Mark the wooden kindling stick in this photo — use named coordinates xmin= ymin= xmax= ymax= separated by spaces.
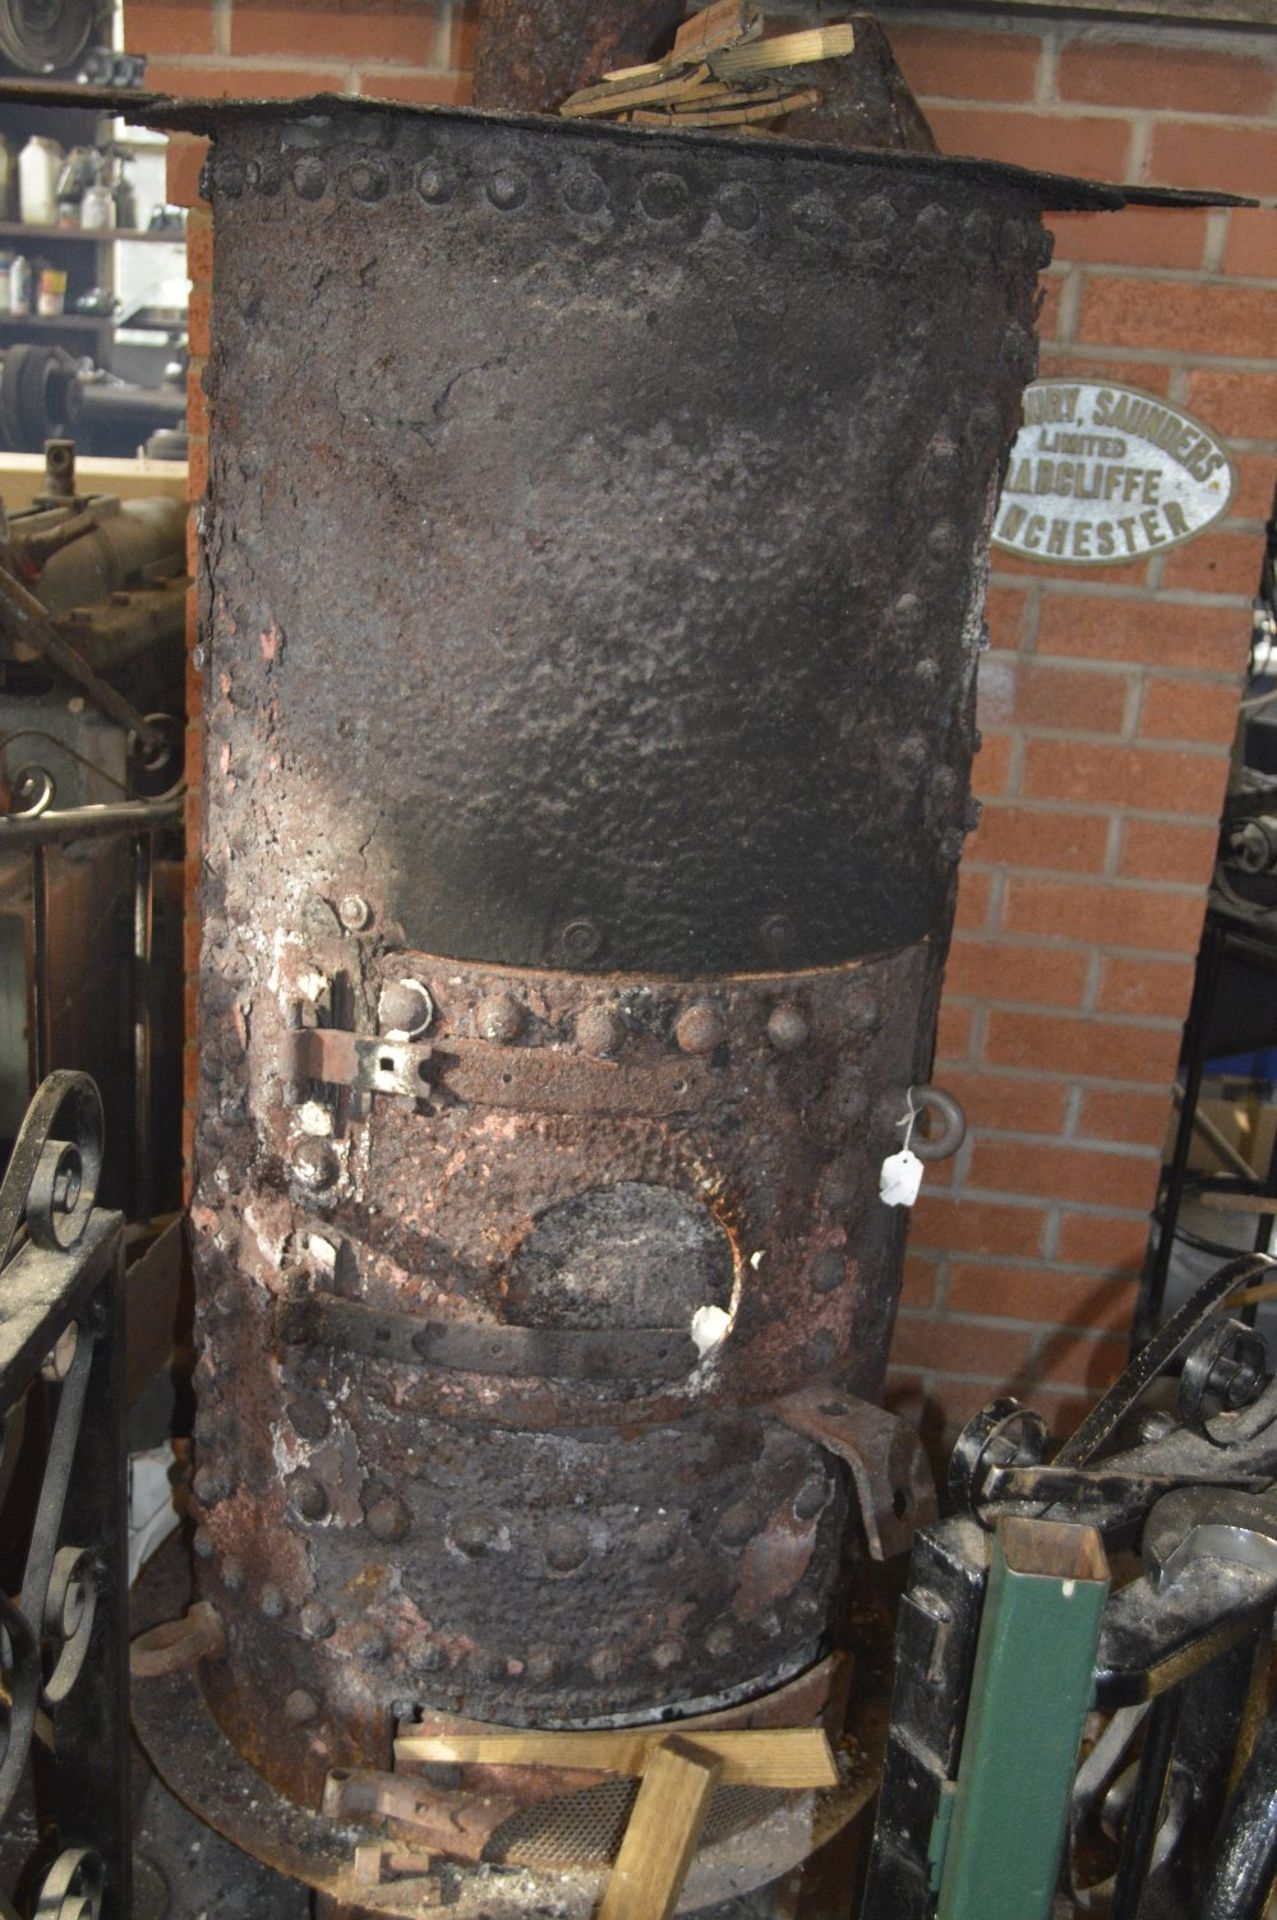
xmin=597 ymin=1736 xmax=722 ymax=1920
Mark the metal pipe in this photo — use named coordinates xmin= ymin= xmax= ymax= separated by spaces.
xmin=29 ymin=843 xmax=49 ymax=1084
xmin=0 ymin=797 xmax=182 ymax=848
xmin=1201 ymin=1709 xmax=1277 ymax=1920
xmin=1110 ymin=1689 xmax=1183 ymax=1920
xmin=131 ymin=832 xmax=154 ymax=1227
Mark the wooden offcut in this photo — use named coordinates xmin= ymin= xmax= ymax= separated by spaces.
xmin=596 ymin=1737 xmax=722 ymax=1920
xmin=558 ymin=2 xmax=855 ymax=130
xmin=394 ymin=1724 xmax=840 ymax=1788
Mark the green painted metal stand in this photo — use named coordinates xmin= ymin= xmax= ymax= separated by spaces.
xmin=931 ymin=1516 xmax=1111 ymax=1920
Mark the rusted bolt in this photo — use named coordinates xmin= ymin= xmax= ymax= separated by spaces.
xmin=588 ymin=1645 xmax=622 ymax=1681
xmin=416 ymin=157 xmax=452 ymax=203
xmin=562 ymin=169 xmax=605 ymax=215
xmin=676 ymin=1003 xmax=724 ymax=1055
xmin=767 ymin=1005 xmax=809 ymax=1052
xmin=292 ymin=156 xmax=327 ymax=201
xmin=760 ymin=914 xmax=795 ymax=962
xmin=793 ymin=1475 xmax=829 ymax=1521
xmin=475 ymin=992 xmax=525 ymax=1043
xmin=366 ymin=1496 xmax=409 ymax=1542
xmin=193 ymin=1465 xmax=231 ymax=1506
xmin=221 ymin=1557 xmax=245 ymax=1592
xmin=845 ymin=988 xmax=879 ymax=1034
xmin=543 ymin=1520 xmax=589 ymax=1574
xmin=416 ymin=1643 xmax=446 ymax=1673
xmin=526 ymin=1646 xmax=556 ymax=1684
xmin=352 ymin=1624 xmax=388 ymax=1662
xmin=451 ymin=1511 xmax=499 ymax=1557
xmin=289 ymin=1477 xmax=330 ymax=1523
xmin=291 ymin=1137 xmax=339 ymax=1191
xmin=560 ymin=918 xmax=601 ymax=963
xmin=487 ymin=164 xmax=528 ymax=210
xmin=651 ymin=1639 xmax=685 ymax=1672
xmin=717 ymin=182 xmax=758 ymax=230
xmin=259 ymin=1585 xmax=286 ymax=1620
xmin=286 ymin=1396 xmax=332 ymax=1443
xmin=192 ymin=1525 xmax=215 ymax=1561
xmin=705 ymin=1622 xmax=735 ymax=1657
xmin=718 ymin=1501 xmax=758 ymax=1547
xmin=378 ymin=978 xmax=433 ymax=1037
xmin=284 ymin=1688 xmax=318 ymax=1726
xmin=300 ymin=1600 xmax=336 ymax=1641
xmin=634 ymin=1516 xmax=679 ymax=1563
xmin=803 ymin=1329 xmax=837 ymax=1374
xmin=810 ymin=1248 xmax=845 ymax=1295
xmin=577 ymin=1004 xmax=624 ymax=1058
xmin=338 ymin=893 xmax=372 ymax=932
xmin=349 ymin=158 xmax=389 ymax=203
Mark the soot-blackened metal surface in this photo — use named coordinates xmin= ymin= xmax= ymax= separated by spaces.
xmin=190 ymin=97 xmax=1057 ymax=1846
xmin=200 ymin=103 xmax=1047 ymax=977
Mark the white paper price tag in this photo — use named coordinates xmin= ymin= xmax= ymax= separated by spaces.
xmin=879 ymin=1147 xmax=925 ymax=1208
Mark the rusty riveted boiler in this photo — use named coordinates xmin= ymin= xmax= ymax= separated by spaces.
xmin=128 ymin=87 xmax=1165 ymax=1917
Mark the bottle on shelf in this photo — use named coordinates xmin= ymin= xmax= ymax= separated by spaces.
xmin=0 ymin=140 xmax=17 ymax=223
xmin=80 ymin=171 xmax=115 ymax=232
xmin=0 ymin=253 xmax=14 ymax=315
xmin=19 ymin=136 xmax=62 ymax=227
xmin=56 ymin=147 xmax=98 ymax=229
xmin=9 ymin=254 xmax=32 ymax=317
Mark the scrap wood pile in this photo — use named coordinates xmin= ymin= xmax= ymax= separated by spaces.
xmin=559 ymin=0 xmax=857 ymax=133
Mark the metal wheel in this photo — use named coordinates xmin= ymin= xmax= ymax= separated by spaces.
xmin=0 ymin=0 xmax=97 ymax=75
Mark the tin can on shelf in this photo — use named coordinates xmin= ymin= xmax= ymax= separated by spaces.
xmin=37 ymin=268 xmax=66 ymax=317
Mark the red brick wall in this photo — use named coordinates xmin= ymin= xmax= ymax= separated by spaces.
xmin=144 ymin=1 xmax=1276 ymax=1447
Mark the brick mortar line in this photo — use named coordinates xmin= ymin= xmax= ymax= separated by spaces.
xmin=989 ymin=575 xmax=1255 ymax=605
xmin=1057 ymin=262 xmax=1277 ymax=290
xmin=896 ymin=1305 xmax=1129 ymax=1338
xmin=958 ymin=1120 xmax=1164 ymax=1152
xmin=884 ymin=2 xmax=1277 ymax=50
xmin=929 ymin=1061 xmax=1183 ymax=1092
xmin=916 ymin=89 xmax=1277 ymax=131
xmin=978 ymin=721 xmax=1234 ymax=748
xmin=1039 ymin=344 xmax=1277 ymax=373
xmin=944 ymin=991 xmax=1189 ymax=1023
xmin=967 ymin=799 xmax=1232 ymax=821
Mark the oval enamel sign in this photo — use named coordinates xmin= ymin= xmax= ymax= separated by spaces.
xmin=991 ymin=378 xmax=1236 ymax=569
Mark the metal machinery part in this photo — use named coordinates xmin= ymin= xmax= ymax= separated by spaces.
xmin=0 ymin=0 xmax=108 ymax=77
xmin=0 ymin=436 xmax=187 ymax=1217
xmin=865 ymin=1252 xmax=1277 ymax=1920
xmin=117 ymin=88 xmax=1215 ymax=1917
xmin=0 ymin=1072 xmax=128 ymax=1919
xmin=0 ymin=347 xmax=186 ymax=462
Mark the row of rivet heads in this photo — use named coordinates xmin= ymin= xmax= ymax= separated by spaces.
xmin=328 ymin=895 xmax=880 ymax=1060
xmin=205 ymin=145 xmax=1052 ymax=261
xmin=194 ymin=1513 xmax=824 ymax=1688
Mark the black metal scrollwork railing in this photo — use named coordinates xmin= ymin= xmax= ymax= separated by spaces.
xmin=0 ymin=1073 xmax=128 ymax=1920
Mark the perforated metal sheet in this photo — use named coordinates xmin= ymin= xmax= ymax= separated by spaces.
xmin=485 ymin=1779 xmax=787 ymax=1867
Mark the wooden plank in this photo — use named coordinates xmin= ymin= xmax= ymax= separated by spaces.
xmin=672 ymin=0 xmax=762 ymax=61
xmin=0 ymin=452 xmax=188 ymax=511
xmin=637 ymin=88 xmax=821 ymax=128
xmin=597 ymin=1737 xmax=722 ymax=1920
xmin=712 ymin=24 xmax=855 ymax=78
xmin=394 ymin=1724 xmax=839 ymax=1788
xmin=560 ymin=61 xmax=711 ymax=116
